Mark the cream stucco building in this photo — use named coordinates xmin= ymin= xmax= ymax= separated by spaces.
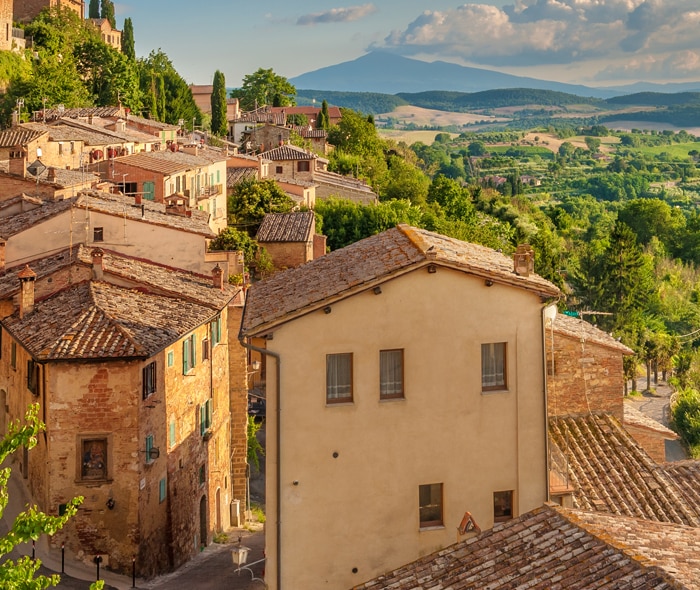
xmin=239 ymin=226 xmax=561 ymax=589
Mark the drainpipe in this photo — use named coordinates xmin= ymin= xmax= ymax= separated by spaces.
xmin=239 ymin=335 xmax=281 ymax=590
xmin=541 ymin=298 xmax=560 ymax=503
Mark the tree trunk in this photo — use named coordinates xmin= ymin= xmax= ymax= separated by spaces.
xmin=646 ymin=361 xmax=651 ymax=391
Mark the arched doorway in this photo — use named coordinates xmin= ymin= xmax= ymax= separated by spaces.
xmin=199 ymin=495 xmax=208 ymax=549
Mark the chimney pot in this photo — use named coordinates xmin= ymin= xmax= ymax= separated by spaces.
xmin=18 ymin=264 xmax=37 ymax=318
xmin=212 ymin=264 xmax=224 ymax=290
xmin=91 ymin=247 xmax=104 ymax=280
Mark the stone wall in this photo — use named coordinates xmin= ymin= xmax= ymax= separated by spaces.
xmin=547 ymin=332 xmax=625 ymax=420
xmin=624 ymin=424 xmax=668 ymax=463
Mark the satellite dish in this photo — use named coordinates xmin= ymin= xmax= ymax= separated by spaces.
xmin=26 ymin=159 xmax=47 ymax=177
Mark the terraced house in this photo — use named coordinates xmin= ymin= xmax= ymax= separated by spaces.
xmin=240 ymin=226 xmax=561 ymax=589
xmin=0 ymin=246 xmax=243 ymax=577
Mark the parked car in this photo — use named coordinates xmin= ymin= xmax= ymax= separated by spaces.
xmin=248 ymin=395 xmax=266 ymax=418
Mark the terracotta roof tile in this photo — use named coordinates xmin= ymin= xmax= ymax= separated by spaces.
xmin=113 ymin=149 xmax=225 ymax=175
xmin=259 ymin=144 xmax=317 ymax=161
xmin=624 ymin=402 xmax=679 ymax=438
xmin=0 ymin=197 xmax=76 ymax=239
xmin=662 ymin=461 xmax=700 ymax=521
xmin=256 ymin=211 xmax=314 ymax=243
xmin=227 ymin=167 xmax=258 ymax=188
xmin=355 ymin=505 xmax=688 ymax=589
xmin=549 ymin=414 xmax=700 ymax=526
xmin=241 ymin=225 xmax=560 ymax=335
xmin=0 ymin=127 xmax=45 ymax=147
xmin=551 ymin=314 xmax=634 ymax=354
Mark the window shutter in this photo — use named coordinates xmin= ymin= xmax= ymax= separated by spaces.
xmin=183 ymin=338 xmax=190 ymax=373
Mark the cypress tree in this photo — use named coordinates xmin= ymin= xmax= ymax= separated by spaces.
xmin=211 ymin=70 xmax=228 ymax=137
xmin=88 ymin=0 xmax=100 ymax=19
xmin=316 ymin=99 xmax=330 ymax=130
xmin=121 ymin=17 xmax=135 ymax=61
xmin=101 ymin=0 xmax=116 ymax=28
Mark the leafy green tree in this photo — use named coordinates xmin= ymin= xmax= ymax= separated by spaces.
xmin=382 ymin=155 xmax=430 ymax=204
xmin=618 ymin=198 xmax=684 ymax=249
xmin=210 ymin=70 xmax=227 ymax=136
xmin=100 ymin=0 xmax=116 ymax=28
xmin=467 ymin=141 xmax=487 ymax=157
xmin=75 ymin=38 xmax=140 ymax=107
xmin=138 ymin=50 xmax=201 ymax=125
xmin=88 ymin=0 xmax=100 ymax=19
xmin=228 ymin=179 xmax=295 ymax=232
xmin=232 ymin=68 xmax=296 ymax=111
xmin=0 ymin=405 xmax=103 ymax=589
xmin=671 ymin=387 xmax=700 ymax=457
xmin=585 ymin=136 xmax=601 ymax=153
xmin=209 ymin=227 xmax=274 ymax=276
xmin=427 ymin=175 xmax=475 ymax=221
xmin=121 ymin=18 xmax=135 ymax=61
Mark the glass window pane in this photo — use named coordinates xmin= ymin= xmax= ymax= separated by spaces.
xmin=380 ymin=349 xmax=404 ymax=398
xmin=326 ymin=353 xmax=353 ymax=402
xmin=482 ymin=343 xmax=506 ymax=390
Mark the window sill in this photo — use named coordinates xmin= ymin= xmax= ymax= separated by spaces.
xmin=379 ymin=396 xmax=405 ymax=403
xmin=481 ymin=388 xmax=509 ymax=395
xmin=325 ymin=400 xmax=354 ymax=407
xmin=419 ymin=525 xmax=445 ymax=532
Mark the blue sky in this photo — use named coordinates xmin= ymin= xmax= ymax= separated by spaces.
xmin=116 ymin=0 xmax=700 ymax=88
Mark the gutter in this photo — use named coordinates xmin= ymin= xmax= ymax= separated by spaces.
xmin=541 ymin=297 xmax=560 ymax=503
xmin=239 ymin=334 xmax=281 ymax=590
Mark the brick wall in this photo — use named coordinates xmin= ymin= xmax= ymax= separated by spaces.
xmin=261 ymin=241 xmax=310 ymax=270
xmin=13 ymin=0 xmax=83 ymax=23
xmin=0 ymin=0 xmax=12 ymax=52
xmin=547 ymin=332 xmax=625 ymax=420
xmin=623 ymin=424 xmax=668 ymax=463
xmin=227 ymin=304 xmax=249 ymax=507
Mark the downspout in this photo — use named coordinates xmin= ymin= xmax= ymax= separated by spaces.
xmin=239 ymin=335 xmax=281 ymax=590
xmin=541 ymin=298 xmax=560 ymax=503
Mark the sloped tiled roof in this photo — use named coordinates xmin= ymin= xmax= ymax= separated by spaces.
xmin=3 ymin=281 xmax=215 ymax=360
xmin=662 ymin=461 xmax=700 ymax=519
xmin=113 ymin=149 xmax=226 ymax=175
xmin=259 ymin=144 xmax=317 ymax=161
xmin=256 ymin=211 xmax=314 ymax=243
xmin=551 ymin=313 xmax=634 ymax=354
xmin=39 ymin=106 xmax=123 ymax=121
xmin=0 ymin=245 xmax=236 ymax=309
xmin=624 ymin=401 xmax=678 ymax=438
xmin=0 ymin=127 xmax=45 ymax=147
xmin=549 ymin=414 xmax=700 ymax=526
xmin=0 ymin=191 xmax=214 ymax=240
xmin=313 ymin=169 xmax=376 ymax=195
xmin=241 ymin=225 xmax=560 ymax=335
xmin=227 ymin=167 xmax=258 ymax=187
xmin=356 ymin=504 xmax=694 ymax=590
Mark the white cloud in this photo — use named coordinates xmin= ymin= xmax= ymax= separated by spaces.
xmin=297 ymin=4 xmax=376 ymax=26
xmin=375 ymin=0 xmax=700 ymax=78
xmin=594 ymin=50 xmax=700 ymax=82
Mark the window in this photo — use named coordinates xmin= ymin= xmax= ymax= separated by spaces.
xmin=142 ymin=361 xmax=156 ymax=399
xmin=380 ymin=349 xmax=404 ymax=399
xmin=183 ymin=334 xmax=196 ymax=373
xmin=326 ymin=353 xmax=353 ymax=403
xmin=11 ymin=342 xmax=16 ymax=370
xmin=202 ymin=338 xmax=210 ymax=361
xmin=145 ymin=434 xmax=155 ymax=464
xmin=481 ymin=342 xmax=507 ymax=391
xmin=159 ymin=477 xmax=167 ymax=503
xmin=167 ymin=350 xmax=174 ymax=367
xmin=210 ymin=316 xmax=222 ymax=347
xmin=297 ymin=161 xmax=310 ymax=172
xmin=58 ymin=142 xmax=63 ymax=155
xmin=80 ymin=438 xmax=108 ymax=481
xmin=93 ymin=227 xmax=104 ymax=242
xmin=169 ymin=419 xmax=176 ymax=448
xmin=419 ymin=483 xmax=443 ymax=528
xmin=27 ymin=360 xmax=39 ymax=395
xmin=200 ymin=398 xmax=213 ymax=436
xmin=198 ymin=464 xmax=206 ymax=485
xmin=275 ymin=165 xmax=283 ymax=174
xmin=494 ymin=490 xmax=514 ymax=522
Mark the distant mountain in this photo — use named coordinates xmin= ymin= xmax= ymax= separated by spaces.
xmin=290 ymin=52 xmax=620 ymax=99
xmin=603 ymin=81 xmax=700 ymax=94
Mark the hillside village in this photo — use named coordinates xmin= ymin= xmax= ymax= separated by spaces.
xmin=1 ymin=2 xmax=700 ymax=590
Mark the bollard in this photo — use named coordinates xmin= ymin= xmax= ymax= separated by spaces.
xmin=132 ymin=556 xmax=136 ymax=588
xmin=61 ymin=542 xmax=65 ymax=573
xmin=32 ymin=540 xmax=35 ymax=560
xmin=94 ymin=555 xmax=103 ymax=580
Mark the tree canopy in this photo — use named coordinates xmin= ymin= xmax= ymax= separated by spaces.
xmin=0 ymin=405 xmax=103 ymax=589
xmin=231 ymin=68 xmax=296 ymax=110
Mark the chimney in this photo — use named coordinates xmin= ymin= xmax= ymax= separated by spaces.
xmin=47 ymin=167 xmax=56 ymax=182
xmin=88 ymin=114 xmax=94 ymax=125
xmin=8 ymin=149 xmax=27 ymax=178
xmin=18 ymin=265 xmax=37 ymax=318
xmin=212 ymin=264 xmax=224 ymax=290
xmin=513 ymin=244 xmax=534 ymax=277
xmin=91 ymin=247 xmax=104 ymax=280
xmin=0 ymin=239 xmax=6 ymax=275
